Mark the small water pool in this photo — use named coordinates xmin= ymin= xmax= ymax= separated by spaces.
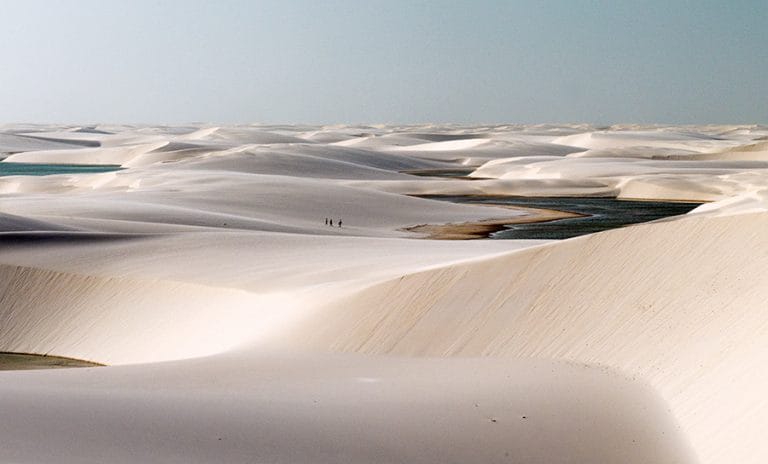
xmin=0 ymin=162 xmax=122 ymax=176
xmin=421 ymin=195 xmax=703 ymax=239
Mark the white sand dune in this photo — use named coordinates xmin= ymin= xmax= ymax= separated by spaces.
xmin=0 ymin=133 xmax=93 ymax=156
xmin=203 ymin=126 xmax=313 ymax=144
xmin=465 ymin=134 xmax=768 ymax=202
xmin=0 ymin=261 xmax=274 ymax=364
xmin=694 ymin=140 xmax=768 ymax=161
xmin=332 ymin=131 xmax=484 ymax=149
xmin=387 ymin=139 xmax=583 ymax=165
xmin=0 ymin=123 xmax=767 ymax=463
xmin=566 ymin=146 xmax=703 ymax=159
xmin=348 ymin=176 xmax=619 ymax=198
xmin=163 ymin=149 xmax=416 ymax=180
xmin=0 ymin=354 xmax=694 ymax=464
xmin=1 ymin=170 xmax=528 ymax=236
xmin=553 ymin=129 xmax=741 ymax=152
xmin=3 ymin=142 xmax=168 ymax=165
xmin=163 ymin=144 xmax=449 ymax=179
xmin=282 ymin=212 xmax=768 ymax=464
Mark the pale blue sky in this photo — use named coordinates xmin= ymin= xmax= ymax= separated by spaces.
xmin=0 ymin=0 xmax=766 ymax=124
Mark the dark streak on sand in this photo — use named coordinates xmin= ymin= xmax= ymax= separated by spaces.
xmin=401 ymin=168 xmax=479 ymax=179
xmin=0 ymin=352 xmax=103 ymax=371
xmin=0 ymin=231 xmax=157 ymax=245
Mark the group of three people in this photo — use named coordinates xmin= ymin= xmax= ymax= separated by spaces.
xmin=325 ymin=217 xmax=342 ymax=227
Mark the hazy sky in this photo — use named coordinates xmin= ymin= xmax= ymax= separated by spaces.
xmin=1 ymin=0 xmax=766 ymax=124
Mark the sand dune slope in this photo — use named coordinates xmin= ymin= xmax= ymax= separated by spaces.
xmin=288 ymin=212 xmax=768 ymax=464
xmin=3 ymin=142 xmax=168 ymax=165
xmin=0 ymin=262 xmax=299 ymax=365
xmin=0 ymin=354 xmax=694 ymax=464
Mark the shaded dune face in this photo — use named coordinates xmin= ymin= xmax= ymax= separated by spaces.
xmin=285 ymin=212 xmax=768 ymax=464
xmin=0 ymin=356 xmax=695 ymax=464
xmin=0 ymin=263 xmax=291 ymax=365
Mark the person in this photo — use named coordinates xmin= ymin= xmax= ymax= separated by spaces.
xmin=338 ymin=219 xmax=342 ymax=228
xmin=330 ymin=219 xmax=333 ymax=226
xmin=325 ymin=217 xmax=328 ymax=225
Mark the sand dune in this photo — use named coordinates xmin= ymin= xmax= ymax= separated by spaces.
xmin=3 ymin=142 xmax=167 ymax=165
xmin=284 ymin=212 xmax=768 ymax=464
xmin=553 ymin=129 xmax=739 ymax=152
xmin=0 ymin=354 xmax=694 ymax=464
xmin=0 ymin=261 xmax=290 ymax=364
xmin=164 ymin=144 xmax=448 ymax=179
xmin=0 ymin=133 xmax=93 ymax=156
xmin=694 ymin=140 xmax=768 ymax=161
xmin=467 ymin=137 xmax=768 ymax=202
xmin=1 ymin=171 xmax=530 ymax=237
xmin=388 ymin=139 xmax=582 ymax=165
xmin=204 ymin=126 xmax=313 ymax=144
xmin=0 ymin=123 xmax=767 ymax=463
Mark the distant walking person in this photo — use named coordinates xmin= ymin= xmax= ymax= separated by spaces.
xmin=330 ymin=219 xmax=333 ymax=227
xmin=325 ymin=217 xmax=328 ymax=225
xmin=338 ymin=219 xmax=342 ymax=228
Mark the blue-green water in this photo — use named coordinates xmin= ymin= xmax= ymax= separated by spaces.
xmin=0 ymin=162 xmax=122 ymax=176
xmin=421 ymin=195 xmax=703 ymax=239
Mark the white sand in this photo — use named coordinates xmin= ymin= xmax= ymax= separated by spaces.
xmin=1 ymin=123 xmax=767 ymax=463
